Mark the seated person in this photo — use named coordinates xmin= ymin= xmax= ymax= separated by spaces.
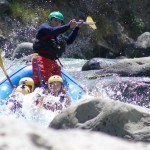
xmin=5 ymin=84 xmax=30 ymax=113
xmin=35 ymin=75 xmax=71 ymax=112
xmin=19 ymin=77 xmax=34 ymax=92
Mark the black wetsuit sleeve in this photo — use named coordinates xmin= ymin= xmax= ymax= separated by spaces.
xmin=36 ymin=23 xmax=70 ymax=39
xmin=65 ymin=27 xmax=79 ymax=45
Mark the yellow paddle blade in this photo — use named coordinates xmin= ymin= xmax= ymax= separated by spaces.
xmin=86 ymin=16 xmax=97 ymax=29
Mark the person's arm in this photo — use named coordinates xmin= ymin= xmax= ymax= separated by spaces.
xmin=65 ymin=20 xmax=84 ymax=44
xmin=37 ymin=23 xmax=70 ymax=39
xmin=65 ymin=27 xmax=79 ymax=45
xmin=37 ymin=19 xmax=77 ymax=39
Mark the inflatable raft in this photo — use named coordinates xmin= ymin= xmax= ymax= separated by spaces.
xmin=0 ymin=65 xmax=85 ymax=101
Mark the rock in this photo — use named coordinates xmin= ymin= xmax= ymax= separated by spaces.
xmin=0 ymin=117 xmax=150 ymax=150
xmin=0 ymin=0 xmax=9 ymax=13
xmin=125 ymin=32 xmax=150 ymax=58
xmin=82 ymin=58 xmax=120 ymax=71
xmin=135 ymin=32 xmax=150 ymax=48
xmin=96 ymin=57 xmax=150 ymax=77
xmin=82 ymin=57 xmax=150 ymax=77
xmin=12 ymin=42 xmax=33 ymax=59
xmin=82 ymin=58 xmax=100 ymax=71
xmin=49 ymin=97 xmax=150 ymax=142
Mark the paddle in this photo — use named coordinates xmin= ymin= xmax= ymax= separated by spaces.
xmin=0 ymin=48 xmax=15 ymax=89
xmin=76 ymin=16 xmax=97 ymax=30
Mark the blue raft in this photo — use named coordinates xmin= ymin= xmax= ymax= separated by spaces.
xmin=0 ymin=65 xmax=85 ymax=101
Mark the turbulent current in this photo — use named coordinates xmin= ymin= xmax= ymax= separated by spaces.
xmin=0 ymin=56 xmax=149 ymax=127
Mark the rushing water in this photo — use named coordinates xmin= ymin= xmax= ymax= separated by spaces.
xmin=0 ymin=56 xmax=149 ymax=127
xmin=0 ymin=57 xmax=90 ymax=127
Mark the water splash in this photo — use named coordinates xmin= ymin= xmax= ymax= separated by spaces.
xmin=0 ymin=88 xmax=72 ymax=128
xmin=3 ymin=23 xmax=37 ymax=58
xmin=94 ymin=76 xmax=150 ymax=108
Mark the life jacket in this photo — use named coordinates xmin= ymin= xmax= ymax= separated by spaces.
xmin=33 ymin=34 xmax=67 ymax=59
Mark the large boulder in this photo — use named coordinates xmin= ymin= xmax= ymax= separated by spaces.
xmin=82 ymin=57 xmax=150 ymax=77
xmin=95 ymin=57 xmax=150 ymax=77
xmin=0 ymin=117 xmax=150 ymax=150
xmin=49 ymin=97 xmax=150 ymax=142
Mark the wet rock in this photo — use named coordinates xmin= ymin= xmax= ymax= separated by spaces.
xmin=96 ymin=57 xmax=150 ymax=77
xmin=125 ymin=32 xmax=150 ymax=58
xmin=0 ymin=0 xmax=9 ymax=13
xmin=82 ymin=57 xmax=150 ymax=77
xmin=82 ymin=58 xmax=101 ymax=71
xmin=49 ymin=97 xmax=150 ymax=142
xmin=82 ymin=58 xmax=121 ymax=71
xmin=12 ymin=42 xmax=33 ymax=59
xmin=135 ymin=32 xmax=150 ymax=48
xmin=0 ymin=117 xmax=150 ymax=150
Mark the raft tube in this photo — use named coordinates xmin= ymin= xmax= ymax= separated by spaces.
xmin=0 ymin=65 xmax=85 ymax=102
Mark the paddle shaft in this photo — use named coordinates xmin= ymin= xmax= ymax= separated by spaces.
xmin=1 ymin=64 xmax=15 ymax=89
xmin=76 ymin=21 xmax=96 ymax=25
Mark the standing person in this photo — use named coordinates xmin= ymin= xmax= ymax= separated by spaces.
xmin=32 ymin=11 xmax=83 ymax=86
xmin=35 ymin=75 xmax=71 ymax=112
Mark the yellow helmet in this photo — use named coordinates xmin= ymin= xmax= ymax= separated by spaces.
xmin=15 ymin=85 xmax=30 ymax=95
xmin=19 ymin=77 xmax=34 ymax=92
xmin=48 ymin=75 xmax=63 ymax=84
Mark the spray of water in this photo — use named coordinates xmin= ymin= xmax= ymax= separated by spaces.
xmin=0 ymin=87 xmax=73 ymax=128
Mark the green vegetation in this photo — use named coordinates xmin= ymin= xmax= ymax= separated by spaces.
xmin=9 ymin=1 xmax=50 ymax=24
xmin=93 ymin=16 xmax=115 ymax=42
xmin=131 ymin=15 xmax=145 ymax=36
xmin=121 ymin=10 xmax=145 ymax=39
